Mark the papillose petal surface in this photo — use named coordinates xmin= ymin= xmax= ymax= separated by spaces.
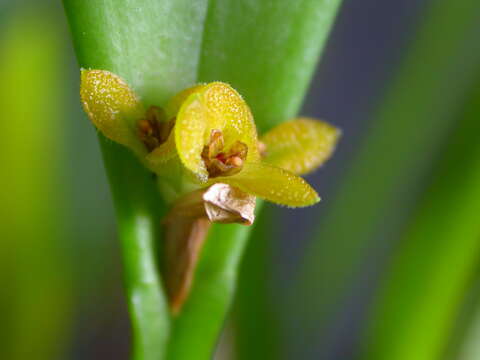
xmin=80 ymin=69 xmax=145 ymax=154
xmin=175 ymin=82 xmax=259 ymax=181
xmin=214 ymin=162 xmax=320 ymax=207
xmin=261 ymin=117 xmax=340 ymax=175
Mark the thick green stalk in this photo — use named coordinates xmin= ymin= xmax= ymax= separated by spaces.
xmin=361 ymin=73 xmax=480 ymax=360
xmin=99 ymin=142 xmax=170 ymax=360
xmin=166 ymin=221 xmax=254 ymax=359
xmin=296 ymin=0 xmax=480 ymax=349
xmin=233 ymin=206 xmax=282 ymax=360
xmin=0 ymin=10 xmax=72 ymax=360
xmin=63 ymin=1 xmax=209 ymax=358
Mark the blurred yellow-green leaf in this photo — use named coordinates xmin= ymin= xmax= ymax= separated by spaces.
xmin=0 ymin=9 xmax=72 ymax=360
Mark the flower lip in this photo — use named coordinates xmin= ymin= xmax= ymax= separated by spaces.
xmin=201 ymin=129 xmax=248 ymax=178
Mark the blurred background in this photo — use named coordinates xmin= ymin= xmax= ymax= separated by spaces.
xmin=1 ymin=0 xmax=480 ymax=359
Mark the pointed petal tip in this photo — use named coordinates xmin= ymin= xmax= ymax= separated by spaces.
xmin=216 ymin=162 xmax=321 ymax=208
xmin=261 ymin=117 xmax=341 ymax=176
xmin=283 ymin=183 xmax=321 ymax=208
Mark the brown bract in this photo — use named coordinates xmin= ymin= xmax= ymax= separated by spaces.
xmin=165 ymin=217 xmax=211 ymax=315
xmin=164 ymin=183 xmax=255 ymax=314
xmin=203 ymin=183 xmax=255 ymax=225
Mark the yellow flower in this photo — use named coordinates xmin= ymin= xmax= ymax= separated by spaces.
xmin=81 ymin=69 xmax=341 ymax=313
xmin=80 ymin=69 xmax=340 ymax=208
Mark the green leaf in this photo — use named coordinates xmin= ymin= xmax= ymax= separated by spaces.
xmin=198 ymin=0 xmax=342 ymax=132
xmin=361 ymin=73 xmax=480 ymax=360
xmin=0 ymin=9 xmax=72 ymax=360
xmin=294 ymin=0 xmax=480 ymax=354
xmin=456 ymin=286 xmax=480 ymax=360
xmin=64 ymin=0 xmax=208 ymax=106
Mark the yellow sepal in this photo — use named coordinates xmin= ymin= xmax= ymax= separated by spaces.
xmin=175 ymin=82 xmax=260 ymax=182
xmin=80 ymin=69 xmax=146 ymax=155
xmin=213 ymin=162 xmax=320 ymax=207
xmin=261 ymin=117 xmax=340 ymax=175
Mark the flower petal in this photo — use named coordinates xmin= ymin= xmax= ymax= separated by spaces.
xmin=175 ymin=93 xmax=209 ymax=181
xmin=261 ymin=118 xmax=340 ymax=175
xmin=201 ymin=82 xmax=259 ymax=162
xmin=80 ymin=69 xmax=145 ymax=154
xmin=175 ymin=82 xmax=260 ymax=181
xmin=214 ymin=162 xmax=320 ymax=207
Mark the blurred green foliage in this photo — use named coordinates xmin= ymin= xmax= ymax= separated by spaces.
xmin=0 ymin=10 xmax=72 ymax=360
xmin=291 ymin=0 xmax=480 ymax=356
xmin=1 ymin=1 xmax=480 ymax=360
xmin=362 ymin=71 xmax=480 ymax=360
xmin=458 ymin=285 xmax=480 ymax=360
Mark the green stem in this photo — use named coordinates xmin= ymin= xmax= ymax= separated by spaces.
xmin=166 ymin=220 xmax=257 ymax=359
xmin=100 ymin=141 xmax=170 ymax=360
xmin=63 ymin=1 xmax=209 ymax=358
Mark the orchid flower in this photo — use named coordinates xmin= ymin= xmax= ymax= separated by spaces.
xmin=80 ymin=70 xmax=340 ymax=208
xmin=80 ymin=69 xmax=340 ymax=312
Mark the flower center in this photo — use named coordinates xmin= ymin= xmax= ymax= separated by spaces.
xmin=138 ymin=106 xmax=175 ymax=152
xmin=201 ymin=129 xmax=248 ymax=178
